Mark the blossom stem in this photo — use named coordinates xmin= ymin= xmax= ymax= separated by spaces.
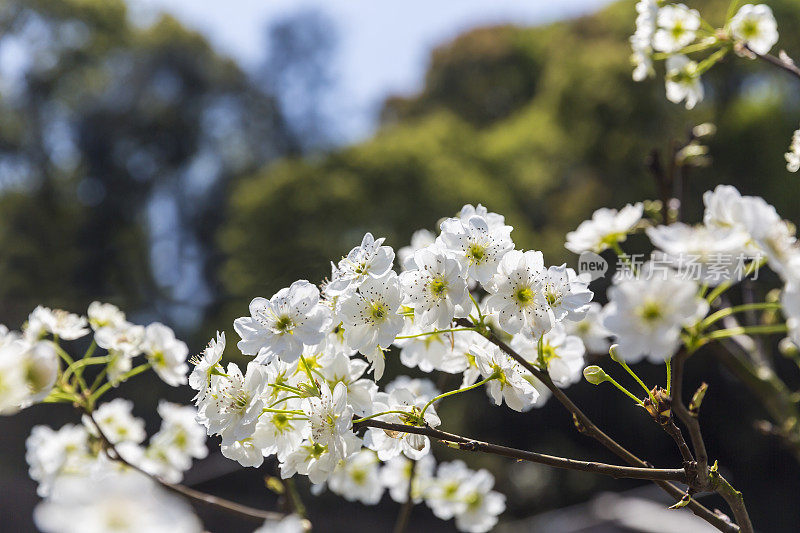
xmin=394 ymin=327 xmax=476 ymax=340
xmin=614 ymin=358 xmax=656 ymax=404
xmin=610 ymin=241 xmax=637 ymax=274
xmin=267 ymin=395 xmax=302 ymax=408
xmin=53 ymin=343 xmax=91 ymax=394
xmin=604 ymin=374 xmax=645 ymax=406
xmin=270 ymin=383 xmax=304 ymax=395
xmin=89 ymin=367 xmax=108 ymax=393
xmin=298 ymin=354 xmax=321 ymax=395
xmin=701 ymin=324 xmax=788 ymax=343
xmin=666 ymin=358 xmax=672 ymax=396
xmin=420 ymin=374 xmax=498 ymax=418
xmin=469 ymin=291 xmax=484 ymax=324
xmin=61 ymin=355 xmax=112 ymax=384
xmin=699 ymin=302 xmax=781 ymax=330
xmin=88 ymin=363 xmax=151 ymax=406
xmin=261 ymin=407 xmax=305 ymax=415
xmin=352 ymin=410 xmax=418 ymax=424
xmin=653 ymin=39 xmax=720 ymax=60
xmin=705 ymin=258 xmax=765 ymax=304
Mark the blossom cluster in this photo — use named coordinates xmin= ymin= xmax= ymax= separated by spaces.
xmin=26 ymin=399 xmax=207 ymax=532
xmin=1 ymin=303 xmax=189 ymax=415
xmin=630 ymin=2 xmax=779 ymax=109
xmin=180 ymin=203 xmax=598 ymax=530
xmin=564 ymin=183 xmax=800 ymax=363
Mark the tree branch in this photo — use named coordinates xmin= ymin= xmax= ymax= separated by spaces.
xmin=454 ymin=319 xmax=739 ymax=533
xmin=670 ymin=350 xmax=709 ymax=477
xmin=354 ymin=419 xmax=686 ymax=482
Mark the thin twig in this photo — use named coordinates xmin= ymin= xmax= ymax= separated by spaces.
xmin=670 ymin=350 xmax=709 ymax=478
xmin=745 ymin=44 xmax=800 ymax=81
xmin=84 ymin=411 xmax=307 ymax=528
xmin=392 ymin=459 xmax=417 ymax=533
xmin=663 ymin=419 xmax=695 ymax=464
xmin=354 ymin=419 xmax=686 ymax=482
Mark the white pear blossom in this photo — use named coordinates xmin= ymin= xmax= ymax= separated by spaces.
xmin=365 ymin=387 xmax=441 ymax=461
xmin=339 ymin=272 xmax=404 ymax=366
xmin=235 ymin=280 xmax=331 ymax=364
xmin=188 ymin=331 xmax=225 ymax=401
xmin=703 ymin=184 xmax=747 ymax=231
xmin=140 ymin=402 xmax=207 ymax=483
xmin=702 ymin=184 xmax=798 ymax=280
xmin=398 ymin=229 xmax=436 ymax=270
xmin=541 ymin=265 xmax=594 ymax=322
xmin=647 ymin=223 xmax=751 ymax=285
xmin=26 ymin=424 xmax=91 ymax=497
xmin=513 ymin=325 xmax=586 ymax=387
xmin=452 ymin=469 xmax=506 ymax=533
xmin=33 ymin=469 xmax=202 ymax=533
xmin=395 ymin=324 xmax=474 ymax=375
xmin=0 ymin=324 xmax=20 ymax=347
xmin=730 ymin=4 xmax=779 ymax=55
xmin=328 ymin=449 xmax=384 ymax=505
xmin=630 ymin=0 xmax=658 ymax=81
xmin=87 ymin=301 xmax=126 ymax=331
xmin=485 ymin=250 xmax=553 ymax=338
xmin=199 ymin=362 xmax=268 ymax=442
xmin=385 ymin=376 xmax=440 ymax=400
xmin=425 ymin=460 xmax=472 ymax=520
xmin=252 ymin=403 xmax=308 ymax=462
xmin=0 ymin=341 xmax=29 ymax=414
xmin=25 ymin=306 xmax=89 ymax=342
xmin=457 ymin=203 xmax=508 ymax=231
xmin=665 ymin=54 xmax=704 ymax=109
xmin=15 ymin=340 xmax=59 ymax=408
xmin=472 ymin=343 xmax=538 ymax=411
xmin=602 ymin=262 xmax=709 ymax=363
xmin=565 ymin=203 xmax=643 ymax=254
xmin=303 ymin=382 xmax=355 ymax=462
xmin=399 ymin=245 xmax=470 ymax=329
xmin=94 ymin=321 xmax=144 ymax=384
xmin=437 ymin=214 xmax=514 ymax=285
xmin=141 ymin=322 xmax=188 ymax=386
xmin=221 ymin=438 xmax=265 ymax=468
xmin=564 ymin=302 xmax=611 ymax=354
xmin=280 ymin=439 xmax=340 ymax=485
xmin=317 ymin=351 xmax=377 ymax=416
xmin=653 ymin=3 xmax=701 ymax=53
xmin=84 ymin=399 xmax=146 ymax=445
xmin=326 ymin=232 xmax=395 ymax=294
xmin=786 ymin=126 xmax=800 ymax=173
xmin=380 ymin=454 xmax=436 ymax=503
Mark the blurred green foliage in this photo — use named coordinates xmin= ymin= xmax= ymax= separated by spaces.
xmin=219 ymin=0 xmax=800 ymax=327
xmin=0 ymin=0 xmax=291 ymax=329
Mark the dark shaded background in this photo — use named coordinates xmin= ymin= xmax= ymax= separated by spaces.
xmin=2 ymin=0 xmax=800 ymax=531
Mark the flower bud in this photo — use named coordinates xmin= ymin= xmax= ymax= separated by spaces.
xmin=583 ymin=365 xmax=609 ymax=385
xmin=608 ymin=344 xmax=622 ymax=363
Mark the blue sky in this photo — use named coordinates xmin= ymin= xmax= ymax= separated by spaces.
xmin=130 ymin=0 xmax=614 ymax=142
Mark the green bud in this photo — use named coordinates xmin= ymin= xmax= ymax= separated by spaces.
xmin=689 ymin=382 xmax=708 ymax=416
xmin=583 ymin=365 xmax=609 ymax=385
